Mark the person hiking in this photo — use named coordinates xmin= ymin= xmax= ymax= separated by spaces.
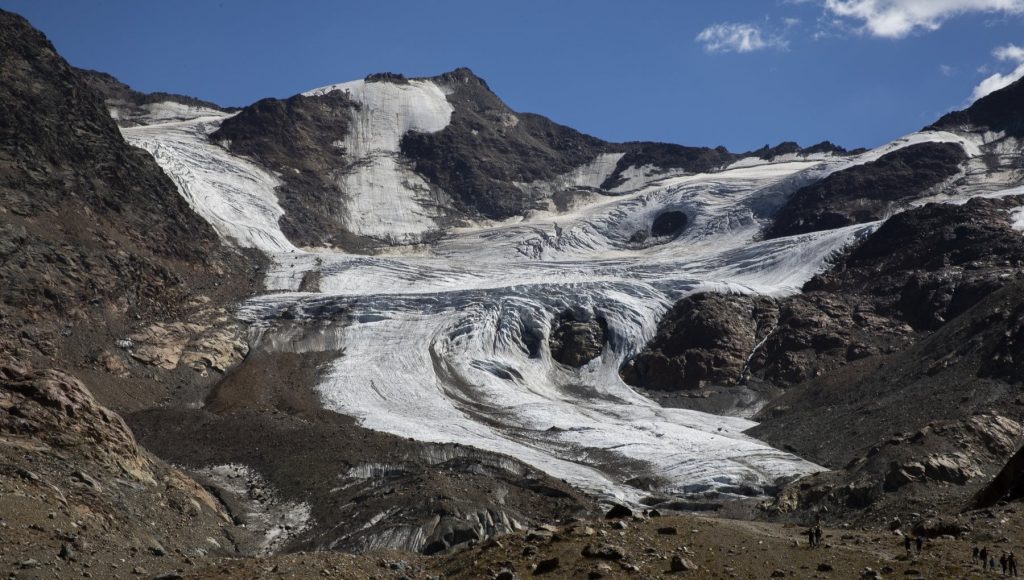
xmin=916 ymin=535 xmax=923 ymax=554
xmin=992 ymin=556 xmax=999 ymax=571
xmin=981 ymin=547 xmax=989 ymax=568
xmin=1002 ymin=553 xmax=1009 ymax=575
xmin=806 ymin=526 xmax=815 ymax=548
xmin=974 ymin=546 xmax=980 ymax=561
xmin=1010 ymin=552 xmax=1019 ymax=577
xmin=814 ymin=525 xmax=823 ymax=548
xmin=904 ymin=535 xmax=912 ymax=556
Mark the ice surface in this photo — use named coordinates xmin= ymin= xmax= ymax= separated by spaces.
xmin=234 ymin=158 xmax=864 ymax=503
xmin=304 ymin=79 xmax=455 ymax=244
xmin=131 ymin=88 xmax=1024 ymax=505
xmin=122 ymin=114 xmax=297 ymax=253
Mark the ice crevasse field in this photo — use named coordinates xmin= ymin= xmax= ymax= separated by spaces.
xmin=121 ymin=77 xmax=1015 ymax=505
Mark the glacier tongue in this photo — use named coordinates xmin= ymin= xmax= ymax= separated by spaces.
xmin=127 ymin=96 xmax=1001 ymax=504
xmin=230 ymin=158 xmax=874 ymax=503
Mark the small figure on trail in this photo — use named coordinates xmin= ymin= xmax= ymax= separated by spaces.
xmin=992 ymin=556 xmax=999 ymax=571
xmin=904 ymin=535 xmax=912 ymax=556
xmin=915 ymin=535 xmax=923 ymax=554
xmin=1002 ymin=553 xmax=1009 ymax=575
xmin=973 ymin=545 xmax=980 ymax=561
xmin=806 ymin=527 xmax=815 ymax=548
xmin=1010 ymin=552 xmax=1019 ymax=577
xmin=814 ymin=525 xmax=823 ymax=548
xmin=981 ymin=547 xmax=989 ymax=568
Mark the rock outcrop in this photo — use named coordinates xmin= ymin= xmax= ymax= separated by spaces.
xmin=211 ymin=91 xmax=359 ymax=248
xmin=0 ymin=9 xmax=252 ymax=351
xmin=621 ymin=293 xmax=777 ymax=390
xmin=550 ymin=310 xmax=608 ymax=368
xmin=766 ymin=142 xmax=968 ymax=239
xmin=928 ymin=75 xmax=1024 ymax=137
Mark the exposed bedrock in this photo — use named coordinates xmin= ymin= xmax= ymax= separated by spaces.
xmin=629 ymin=196 xmax=1024 ymax=395
xmin=210 ymin=91 xmax=360 ymax=249
xmin=620 ymin=293 xmax=778 ymax=390
xmin=766 ymin=141 xmax=968 ymax=239
xmin=549 ymin=309 xmax=609 ymax=368
xmin=928 ymin=72 xmax=1024 ymax=137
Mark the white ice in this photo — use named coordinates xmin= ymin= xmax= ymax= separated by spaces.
xmin=122 ymin=114 xmax=297 ymax=253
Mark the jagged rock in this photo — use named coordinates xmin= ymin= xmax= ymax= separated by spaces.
xmin=126 ymin=311 xmax=248 ymax=374
xmin=670 ymin=555 xmax=696 ymax=572
xmin=0 ymin=357 xmax=153 ymax=481
xmin=912 ymin=518 xmax=970 ymax=538
xmin=622 ymin=292 xmax=778 ymax=390
xmin=582 ymin=543 xmax=626 ymax=560
xmin=0 ymin=9 xmax=243 ymax=338
xmin=767 ymin=142 xmax=968 ymax=239
xmin=550 ymin=310 xmax=607 ymax=367
xmin=534 ymin=557 xmax=559 ymax=574
xmin=928 ymin=75 xmax=1024 ymax=137
xmin=604 ymin=504 xmax=632 ymax=519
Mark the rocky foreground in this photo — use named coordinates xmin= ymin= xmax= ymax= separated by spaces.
xmin=188 ymin=507 xmax=1024 ymax=579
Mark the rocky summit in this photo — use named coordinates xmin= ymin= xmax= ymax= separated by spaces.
xmin=4 ymin=5 xmax=1024 ymax=579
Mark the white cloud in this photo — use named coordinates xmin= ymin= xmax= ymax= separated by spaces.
xmin=823 ymin=0 xmax=1024 ymax=38
xmin=994 ymin=43 xmax=1024 ymax=61
xmin=695 ymin=23 xmax=788 ymax=53
xmin=940 ymin=64 xmax=955 ymax=76
xmin=970 ymin=44 xmax=1024 ymax=101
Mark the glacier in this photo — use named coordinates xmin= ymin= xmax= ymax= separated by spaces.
xmin=120 ymin=82 xmax=1020 ymax=505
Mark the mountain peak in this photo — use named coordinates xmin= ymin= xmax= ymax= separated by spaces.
xmin=927 ymin=75 xmax=1024 ymax=137
xmin=433 ymin=66 xmax=491 ymax=91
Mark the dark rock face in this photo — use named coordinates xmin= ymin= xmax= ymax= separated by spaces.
xmin=550 ymin=310 xmax=608 ymax=367
xmin=766 ymin=142 xmax=968 ymax=239
xmin=770 ymin=412 xmax=1020 ymax=517
xmin=211 ymin=91 xmax=360 ymax=248
xmin=975 ymin=440 xmax=1024 ymax=508
xmin=748 ymin=196 xmax=1024 ymax=387
xmin=928 ymin=76 xmax=1024 ymax=137
xmin=747 ymin=198 xmax=1024 ymax=519
xmin=751 ymin=140 xmax=860 ymax=160
xmin=402 ymin=68 xmax=609 ymax=219
xmin=0 ymin=9 xmax=245 ymax=335
xmin=621 ymin=293 xmax=778 ymax=390
xmin=600 ymin=143 xmax=738 ymax=190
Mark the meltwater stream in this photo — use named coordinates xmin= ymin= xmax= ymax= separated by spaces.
xmin=121 ymin=84 xmax=989 ymax=504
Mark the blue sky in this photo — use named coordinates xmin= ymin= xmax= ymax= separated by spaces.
xmin=4 ymin=0 xmax=1023 ymax=151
